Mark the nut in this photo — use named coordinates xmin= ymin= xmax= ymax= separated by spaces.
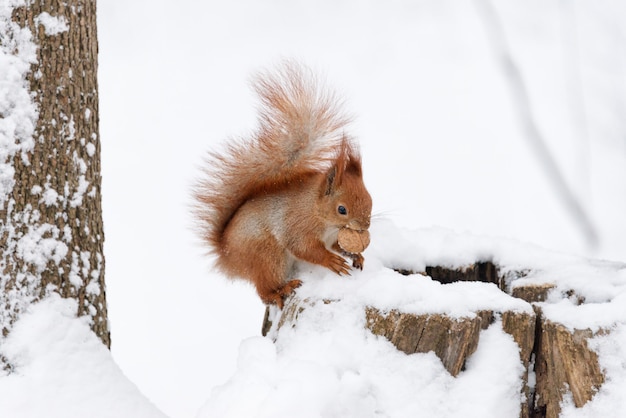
xmin=337 ymin=228 xmax=370 ymax=254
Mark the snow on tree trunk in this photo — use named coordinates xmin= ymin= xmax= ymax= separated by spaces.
xmin=1 ymin=0 xmax=109 ymax=349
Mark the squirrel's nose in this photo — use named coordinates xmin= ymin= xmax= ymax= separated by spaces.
xmin=348 ymin=219 xmax=370 ymax=231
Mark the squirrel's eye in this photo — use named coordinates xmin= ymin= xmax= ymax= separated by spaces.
xmin=338 ymin=205 xmax=347 ymax=215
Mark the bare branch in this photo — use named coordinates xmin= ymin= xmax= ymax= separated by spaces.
xmin=474 ymin=0 xmax=599 ymax=248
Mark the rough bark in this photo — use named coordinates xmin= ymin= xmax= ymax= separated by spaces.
xmin=365 ymin=307 xmax=483 ymax=377
xmin=502 ymin=311 xmax=537 ymax=418
xmin=512 ymin=283 xmax=555 ymax=303
xmin=533 ymin=311 xmax=604 ymax=418
xmin=1 ymin=0 xmax=108 ymax=347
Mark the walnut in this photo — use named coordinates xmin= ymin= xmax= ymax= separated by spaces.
xmin=337 ymin=228 xmax=370 ymax=254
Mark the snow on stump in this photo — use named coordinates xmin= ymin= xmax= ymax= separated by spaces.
xmin=363 ymin=306 xmax=538 ymax=418
xmin=389 ymin=263 xmax=610 ymax=418
xmin=261 ymin=258 xmax=613 ymax=418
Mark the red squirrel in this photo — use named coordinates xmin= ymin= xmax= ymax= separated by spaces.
xmin=194 ymin=62 xmax=372 ymax=308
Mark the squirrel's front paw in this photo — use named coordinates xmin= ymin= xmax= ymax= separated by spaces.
xmin=327 ymin=253 xmax=350 ymax=276
xmin=350 ymin=253 xmax=364 ymax=270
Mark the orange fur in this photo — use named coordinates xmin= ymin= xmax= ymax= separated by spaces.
xmin=193 ymin=61 xmax=372 ymax=308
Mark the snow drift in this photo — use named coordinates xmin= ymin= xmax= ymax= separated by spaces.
xmin=198 ymin=219 xmax=626 ymax=418
xmin=0 ymin=295 xmax=166 ymax=418
xmin=0 ymin=220 xmax=625 ymax=417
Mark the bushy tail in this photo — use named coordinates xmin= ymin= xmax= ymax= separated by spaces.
xmin=193 ymin=61 xmax=351 ymax=253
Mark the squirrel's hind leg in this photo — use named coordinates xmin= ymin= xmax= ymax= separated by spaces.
xmin=248 ymin=245 xmax=300 ymax=308
xmin=220 ymin=220 xmax=300 ymax=308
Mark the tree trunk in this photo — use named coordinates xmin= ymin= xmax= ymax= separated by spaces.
xmin=1 ymin=0 xmax=109 ymax=348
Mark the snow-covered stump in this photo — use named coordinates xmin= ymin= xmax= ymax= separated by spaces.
xmin=510 ymin=285 xmax=606 ymax=418
xmin=363 ymin=307 xmax=537 ymax=418
xmin=261 ymin=260 xmax=611 ymax=418
xmin=198 ymin=225 xmax=626 ymax=417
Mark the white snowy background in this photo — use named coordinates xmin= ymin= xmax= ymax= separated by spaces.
xmin=96 ymin=1 xmax=626 ymax=417
xmin=2 ymin=0 xmax=626 ymax=417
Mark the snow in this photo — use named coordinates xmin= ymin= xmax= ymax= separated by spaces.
xmin=0 ymin=0 xmax=37 ymax=206
xmin=3 ymin=221 xmax=626 ymax=417
xmin=196 ymin=221 xmax=626 ymax=418
xmin=0 ymin=295 xmax=166 ymax=418
xmin=69 ymin=174 xmax=89 ymax=207
xmin=34 ymin=12 xmax=68 ymax=36
xmin=85 ymin=142 xmax=96 ymax=157
xmin=95 ymin=1 xmax=626 ymax=414
xmin=198 ymin=303 xmax=525 ymax=418
xmin=292 ymin=226 xmax=535 ymax=319
xmin=41 ymin=187 xmax=59 ymax=206
xmin=15 ymin=222 xmax=68 ymax=271
xmin=1 ymin=0 xmax=626 ymax=417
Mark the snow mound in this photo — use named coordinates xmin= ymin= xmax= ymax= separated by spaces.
xmin=199 ymin=308 xmax=524 ymax=418
xmin=198 ymin=219 xmax=626 ymax=418
xmin=0 ymin=294 xmax=166 ymax=418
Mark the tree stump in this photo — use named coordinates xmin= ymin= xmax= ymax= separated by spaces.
xmin=364 ymin=307 xmax=484 ymax=376
xmin=533 ymin=311 xmax=605 ymax=418
xmin=261 ymin=262 xmax=608 ymax=418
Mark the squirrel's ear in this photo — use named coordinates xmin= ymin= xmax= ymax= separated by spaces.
xmin=322 ymin=137 xmax=362 ymax=197
xmin=323 ymin=137 xmax=348 ymax=196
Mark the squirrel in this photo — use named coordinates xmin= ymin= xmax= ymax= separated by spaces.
xmin=193 ymin=61 xmax=372 ymax=308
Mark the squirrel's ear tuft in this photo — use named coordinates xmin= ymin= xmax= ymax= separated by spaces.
xmin=337 ymin=136 xmax=363 ymax=178
xmin=323 ymin=165 xmax=337 ymax=196
xmin=322 ymin=136 xmax=362 ymax=197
